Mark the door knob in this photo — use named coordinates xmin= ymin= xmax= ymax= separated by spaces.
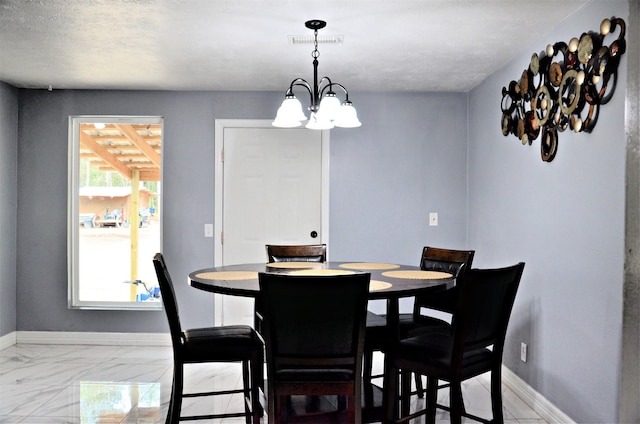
xmin=310 ymin=231 xmax=318 ymax=238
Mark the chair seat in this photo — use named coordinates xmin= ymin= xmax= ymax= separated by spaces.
xmin=366 ymin=311 xmax=387 ymax=329
xmin=395 ymin=333 xmax=493 ymax=378
xmin=394 ymin=313 xmax=451 ymax=337
xmin=181 ymin=325 xmax=264 ymax=362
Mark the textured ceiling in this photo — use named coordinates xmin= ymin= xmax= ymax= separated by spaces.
xmin=0 ymin=0 xmax=591 ymax=93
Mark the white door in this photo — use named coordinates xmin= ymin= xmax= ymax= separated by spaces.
xmin=213 ymin=120 xmax=329 ymax=325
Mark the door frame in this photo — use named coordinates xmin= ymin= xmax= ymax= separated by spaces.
xmin=213 ymin=119 xmax=330 ymax=267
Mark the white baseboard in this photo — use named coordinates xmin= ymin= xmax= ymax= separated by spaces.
xmin=503 ymin=366 xmax=575 ymax=424
xmin=0 ymin=331 xmax=17 ymax=350
xmin=14 ymin=331 xmax=171 ymax=346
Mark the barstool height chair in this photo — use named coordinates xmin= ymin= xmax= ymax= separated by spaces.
xmin=153 ymin=253 xmax=264 ymax=423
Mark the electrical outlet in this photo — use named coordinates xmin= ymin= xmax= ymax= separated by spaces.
xmin=520 ymin=342 xmax=528 ymax=363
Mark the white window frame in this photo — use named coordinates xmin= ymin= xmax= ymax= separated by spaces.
xmin=67 ymin=115 xmax=163 ymax=310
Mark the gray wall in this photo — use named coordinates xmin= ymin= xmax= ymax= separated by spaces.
xmin=5 ymin=1 xmax=633 ymax=420
xmin=0 ymin=82 xmax=18 ymax=336
xmin=329 ymin=92 xmax=469 ymax=262
xmin=468 ymin=1 xmax=628 ymax=422
xmin=14 ymin=89 xmax=468 ymax=332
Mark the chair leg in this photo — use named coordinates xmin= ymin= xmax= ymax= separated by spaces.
xmin=363 ymin=350 xmax=374 ymax=383
xmin=241 ymin=359 xmax=251 ymax=424
xmin=347 ymin=394 xmax=356 ymax=423
xmin=414 ymin=372 xmax=425 ymax=398
xmin=426 ymin=377 xmax=438 ymax=424
xmin=168 ymin=363 xmax=183 ymax=424
xmin=267 ymin=386 xmax=276 ymax=424
xmin=276 ymin=394 xmax=287 ymax=423
xmin=165 ymin=376 xmax=175 ymax=424
xmin=450 ymin=380 xmax=466 ymax=414
xmin=338 ymin=395 xmax=347 ymax=411
xmin=491 ymin=366 xmax=505 ymax=424
xmin=382 ymin=360 xmax=398 ymax=422
xmin=449 ymin=379 xmax=463 ymax=424
xmin=400 ymin=369 xmax=412 ymax=418
xmin=251 ymin=354 xmax=264 ymax=423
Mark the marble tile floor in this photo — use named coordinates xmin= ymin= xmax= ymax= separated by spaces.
xmin=0 ymin=343 xmax=547 ymax=423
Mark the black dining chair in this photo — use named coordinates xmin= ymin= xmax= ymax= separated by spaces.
xmin=399 ymin=246 xmax=475 ymax=336
xmin=258 ymin=271 xmax=370 ymax=423
xmin=264 ymin=244 xmax=388 ymax=422
xmin=399 ymin=247 xmax=475 ymax=398
xmin=153 ymin=253 xmax=264 ymax=424
xmin=383 ymin=262 xmax=525 ymax=424
xmin=363 ymin=247 xmax=475 ymax=397
xmin=255 ymin=244 xmax=328 ymax=335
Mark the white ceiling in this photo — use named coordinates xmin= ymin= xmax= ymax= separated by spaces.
xmin=0 ymin=0 xmax=591 ymax=93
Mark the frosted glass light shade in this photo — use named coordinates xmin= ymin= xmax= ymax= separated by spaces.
xmin=272 ymin=111 xmax=302 ymax=128
xmin=317 ymin=92 xmax=341 ymax=121
xmin=333 ymin=101 xmax=362 ymax=128
xmin=272 ymin=95 xmax=307 ymax=128
xmin=305 ymin=112 xmax=334 ymax=130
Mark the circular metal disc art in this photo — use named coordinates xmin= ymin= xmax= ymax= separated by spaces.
xmin=500 ymin=17 xmax=626 ymax=162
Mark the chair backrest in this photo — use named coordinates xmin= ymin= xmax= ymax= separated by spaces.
xmin=258 ymin=272 xmax=370 ymax=374
xmin=152 ymin=253 xmax=183 ymax=349
xmin=419 ymin=246 xmax=475 ymax=276
xmin=415 ymin=246 xmax=475 ymax=313
xmin=266 ymin=244 xmax=327 ymax=263
xmin=452 ymin=263 xmax=525 ymax=361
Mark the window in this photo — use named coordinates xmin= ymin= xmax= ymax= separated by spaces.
xmin=68 ymin=116 xmax=163 ymax=309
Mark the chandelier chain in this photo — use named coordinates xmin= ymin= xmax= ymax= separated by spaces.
xmin=312 ymin=29 xmax=320 ymax=59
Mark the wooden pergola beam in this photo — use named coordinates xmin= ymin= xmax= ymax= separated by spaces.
xmin=114 ymin=124 xmax=162 ymax=168
xmin=79 ymin=131 xmax=132 ymax=179
xmin=139 ymin=170 xmax=161 ymax=182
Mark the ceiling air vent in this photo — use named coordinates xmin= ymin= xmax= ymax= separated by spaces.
xmin=288 ymin=34 xmax=344 ymax=45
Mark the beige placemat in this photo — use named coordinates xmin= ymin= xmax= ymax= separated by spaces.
xmin=288 ymin=269 xmax=356 ymax=276
xmin=370 ymin=280 xmax=393 ymax=291
xmin=195 ymin=271 xmax=258 ymax=281
xmin=381 ymin=270 xmax=452 ymax=280
xmin=266 ymin=262 xmax=325 ymax=269
xmin=339 ymin=262 xmax=401 ymax=270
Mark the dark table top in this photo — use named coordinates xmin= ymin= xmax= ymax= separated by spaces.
xmin=188 ymin=261 xmax=455 ymax=300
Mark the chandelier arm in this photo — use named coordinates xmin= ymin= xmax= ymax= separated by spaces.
xmin=326 ymin=82 xmax=351 ymax=101
xmin=287 ymin=78 xmax=312 ymax=92
xmin=288 ymin=79 xmax=314 ymax=107
xmin=317 ymin=77 xmax=334 ymax=98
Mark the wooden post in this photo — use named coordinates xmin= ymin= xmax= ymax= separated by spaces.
xmin=130 ymin=170 xmax=140 ymax=301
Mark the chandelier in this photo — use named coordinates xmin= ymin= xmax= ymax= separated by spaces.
xmin=272 ymin=20 xmax=361 ymax=130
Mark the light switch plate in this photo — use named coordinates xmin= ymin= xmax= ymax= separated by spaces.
xmin=204 ymin=224 xmax=214 ymax=237
xmin=429 ymin=212 xmax=438 ymax=226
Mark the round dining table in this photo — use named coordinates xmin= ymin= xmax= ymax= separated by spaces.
xmin=189 ymin=261 xmax=455 ymax=421
xmin=188 ymin=261 xmax=455 ymax=332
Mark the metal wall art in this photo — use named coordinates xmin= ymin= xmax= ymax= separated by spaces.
xmin=500 ymin=17 xmax=626 ymax=162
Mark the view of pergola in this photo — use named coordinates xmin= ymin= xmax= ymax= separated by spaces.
xmin=76 ymin=121 xmax=162 ymax=303
xmin=79 ymin=123 xmax=161 ymax=183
